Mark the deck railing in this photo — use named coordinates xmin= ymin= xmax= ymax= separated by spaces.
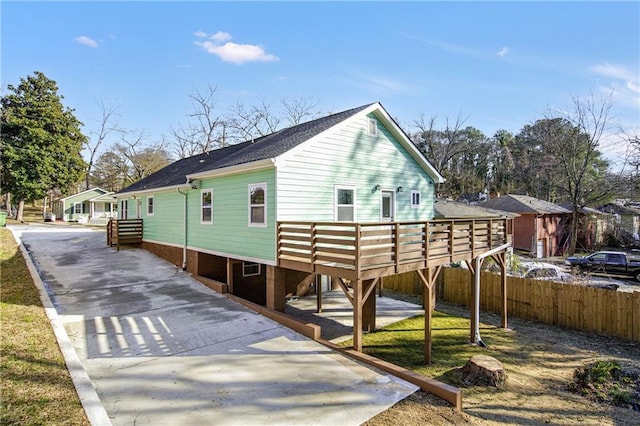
xmin=107 ymin=219 xmax=143 ymax=251
xmin=277 ymin=219 xmax=510 ymax=281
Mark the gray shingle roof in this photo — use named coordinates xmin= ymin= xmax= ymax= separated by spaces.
xmin=118 ymin=104 xmax=373 ymax=194
xmin=598 ymin=203 xmax=640 ymax=216
xmin=480 ymin=194 xmax=571 ymax=214
xmin=434 ymin=199 xmax=519 ymax=219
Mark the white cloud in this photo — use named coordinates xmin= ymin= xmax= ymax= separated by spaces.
xmin=211 ymin=31 xmax=232 ymax=43
xmin=74 ymin=36 xmax=98 ymax=48
xmin=346 ymin=69 xmax=414 ymax=96
xmin=497 ymin=47 xmax=509 ymax=57
xmin=194 ymin=30 xmax=208 ymax=38
xmin=195 ymin=31 xmax=278 ymax=64
xmin=591 ymin=63 xmax=637 ymax=82
xmin=590 ymin=63 xmax=640 ymax=109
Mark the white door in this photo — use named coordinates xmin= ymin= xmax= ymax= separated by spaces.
xmin=381 ymin=191 xmax=395 ymax=222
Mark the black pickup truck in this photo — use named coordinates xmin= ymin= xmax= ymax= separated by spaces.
xmin=566 ymin=251 xmax=640 ymax=282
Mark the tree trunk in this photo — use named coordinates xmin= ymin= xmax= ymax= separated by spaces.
xmin=16 ymin=200 xmax=25 ymax=222
xmin=568 ymin=207 xmax=579 ymax=256
xmin=42 ymin=196 xmax=48 ymax=216
xmin=6 ymin=193 xmax=11 ymax=216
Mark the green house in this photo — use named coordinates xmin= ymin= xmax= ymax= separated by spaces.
xmin=53 ymin=187 xmax=117 ymax=223
xmin=115 ymin=102 xmax=513 ymax=359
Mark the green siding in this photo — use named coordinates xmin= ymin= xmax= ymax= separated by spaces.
xmin=128 ymin=168 xmax=277 ymax=263
xmin=141 ymin=192 xmax=185 ymax=246
xmin=187 ymin=168 xmax=276 ymax=262
xmin=277 ymin=113 xmax=435 ymax=222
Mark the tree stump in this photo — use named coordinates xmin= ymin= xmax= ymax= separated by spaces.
xmin=461 ymin=355 xmax=506 ymax=387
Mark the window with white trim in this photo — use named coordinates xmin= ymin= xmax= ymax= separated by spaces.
xmin=242 ymin=262 xmax=261 ymax=277
xmin=335 ymin=186 xmax=355 ymax=222
xmin=201 ymin=189 xmax=213 ymax=224
xmin=249 ymin=183 xmax=267 ymax=227
xmin=411 ymin=191 xmax=421 ymax=208
xmin=73 ymin=202 xmax=82 ymax=214
xmin=147 ymin=196 xmax=154 ymax=216
xmin=367 ymin=118 xmax=378 ymax=136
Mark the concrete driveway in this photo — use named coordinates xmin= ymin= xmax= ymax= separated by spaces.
xmin=13 ymin=226 xmax=417 ymax=425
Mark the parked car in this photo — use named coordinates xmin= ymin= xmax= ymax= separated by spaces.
xmin=519 ymin=261 xmax=569 ymax=281
xmin=565 ymin=251 xmax=640 ymax=282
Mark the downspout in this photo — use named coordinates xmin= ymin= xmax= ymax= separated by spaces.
xmin=473 ymin=242 xmax=511 ymax=346
xmin=177 ymin=188 xmax=188 ymax=270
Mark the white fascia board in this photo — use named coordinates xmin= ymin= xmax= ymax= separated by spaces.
xmin=186 ymin=158 xmax=275 ymax=180
xmin=115 ymin=184 xmax=190 ymax=199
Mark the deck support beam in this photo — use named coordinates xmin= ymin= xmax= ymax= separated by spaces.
xmin=351 ymin=277 xmax=379 ymax=352
xmin=266 ymin=265 xmax=286 ymax=312
xmin=417 ymin=266 xmax=442 ymax=364
xmin=491 ymin=251 xmax=508 ymax=329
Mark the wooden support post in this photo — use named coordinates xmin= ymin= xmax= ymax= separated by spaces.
xmin=361 ymin=278 xmax=378 ymax=332
xmin=468 ymin=259 xmax=478 ymax=344
xmin=226 ymin=258 xmax=234 ymax=295
xmin=417 ymin=266 xmax=442 ymax=364
xmin=492 ymin=252 xmax=508 ymax=329
xmin=316 ymin=274 xmax=322 ymax=313
xmin=266 ymin=265 xmax=285 ymax=312
xmin=353 ymin=279 xmax=363 ymax=352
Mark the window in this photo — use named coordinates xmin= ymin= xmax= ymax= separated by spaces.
xmin=367 ymin=118 xmax=378 ymax=136
xmin=335 ymin=186 xmax=355 ymax=222
xmin=73 ymin=202 xmax=82 ymax=214
xmin=249 ymin=183 xmax=267 ymax=227
xmin=201 ymin=189 xmax=213 ymax=224
xmin=411 ymin=191 xmax=421 ymax=208
xmin=242 ymin=262 xmax=261 ymax=277
xmin=147 ymin=196 xmax=154 ymax=216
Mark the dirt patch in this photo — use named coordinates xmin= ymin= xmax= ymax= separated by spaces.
xmin=365 ymin=297 xmax=640 ymax=426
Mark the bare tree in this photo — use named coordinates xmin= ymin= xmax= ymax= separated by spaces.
xmin=84 ymin=100 xmax=120 ymax=190
xmin=280 ymin=96 xmax=319 ymax=126
xmin=115 ymin=131 xmax=172 ymax=184
xmin=168 ymin=85 xmax=228 ymax=159
xmin=546 ymin=93 xmax=615 ymax=255
xmin=226 ymin=98 xmax=281 ymax=143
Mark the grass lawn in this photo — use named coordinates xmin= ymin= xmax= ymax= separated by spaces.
xmin=353 ymin=309 xmax=514 ymax=382
xmin=0 ymin=227 xmax=88 ymax=425
xmin=350 ymin=290 xmax=640 ymax=425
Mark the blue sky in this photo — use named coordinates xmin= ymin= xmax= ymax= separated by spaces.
xmin=2 ymin=1 xmax=639 ymax=165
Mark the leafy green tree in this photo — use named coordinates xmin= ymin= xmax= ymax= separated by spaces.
xmin=1 ymin=71 xmax=87 ymax=221
xmin=89 ymin=151 xmax=128 ymax=192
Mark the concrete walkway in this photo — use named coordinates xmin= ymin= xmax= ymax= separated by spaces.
xmin=12 ymin=226 xmax=418 ymax=426
xmin=285 ymin=291 xmax=424 ymax=343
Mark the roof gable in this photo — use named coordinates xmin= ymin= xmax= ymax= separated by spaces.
xmin=481 ymin=194 xmax=571 ymax=214
xmin=57 ymin=187 xmax=108 ymax=201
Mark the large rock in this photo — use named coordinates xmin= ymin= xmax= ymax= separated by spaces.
xmin=461 ymin=355 xmax=507 ymax=387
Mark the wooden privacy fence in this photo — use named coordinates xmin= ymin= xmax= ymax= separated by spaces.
xmin=384 ymin=268 xmax=640 ymax=343
xmin=107 ymin=219 xmax=143 ymax=251
xmin=277 ymin=219 xmax=509 ymax=281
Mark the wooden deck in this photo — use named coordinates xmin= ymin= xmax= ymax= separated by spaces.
xmin=277 ymin=219 xmax=511 ymax=280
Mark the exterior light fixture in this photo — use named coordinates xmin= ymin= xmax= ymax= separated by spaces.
xmin=373 ymin=184 xmax=381 ymax=192
xmin=396 ymin=186 xmax=403 ymax=193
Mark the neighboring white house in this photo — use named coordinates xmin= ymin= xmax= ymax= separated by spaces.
xmin=52 ymin=187 xmax=117 ymax=224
